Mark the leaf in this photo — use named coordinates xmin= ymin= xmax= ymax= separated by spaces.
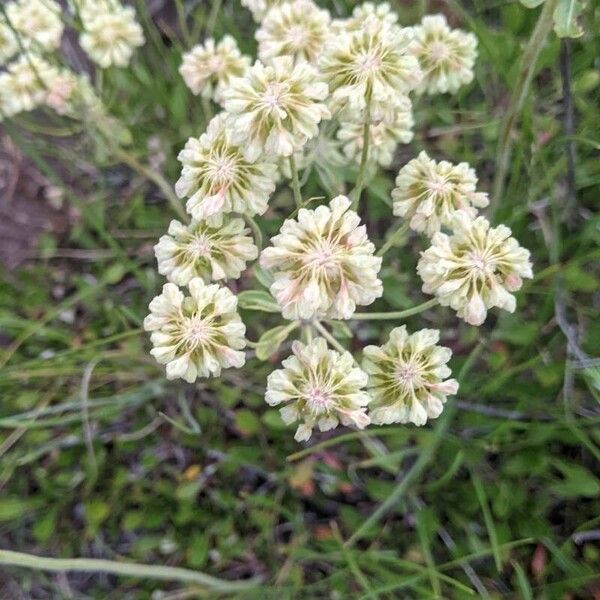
xmin=329 ymin=320 xmax=353 ymax=339
xmin=234 ymin=409 xmax=260 ymax=436
xmin=553 ymin=0 xmax=585 ymax=38
xmin=237 ymin=290 xmax=280 ymax=313
xmin=0 ymin=498 xmax=30 ymax=521
xmin=254 ymin=266 xmax=274 ymax=289
xmin=255 ymin=323 xmax=297 ymax=361
xmin=519 ymin=0 xmax=545 ymax=7
xmin=262 ymin=409 xmax=287 ymax=430
xmin=550 ymin=461 xmax=600 ymax=498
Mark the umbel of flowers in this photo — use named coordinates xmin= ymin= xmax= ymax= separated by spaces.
xmin=145 ymin=1 xmax=533 ymax=443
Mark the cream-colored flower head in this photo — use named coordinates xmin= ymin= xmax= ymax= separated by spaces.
xmin=223 ymin=57 xmax=330 ymax=161
xmin=363 ymin=326 xmax=458 ymax=426
xmin=6 ymin=0 xmax=64 ymax=51
xmin=80 ymin=5 xmax=144 ymax=68
xmin=266 ymin=338 xmax=371 ymax=442
xmin=411 ymin=14 xmax=477 ymax=95
xmin=144 ymin=279 xmax=247 ymax=382
xmin=0 ymin=54 xmax=58 ymax=117
xmin=338 ymin=99 xmax=414 ymax=168
xmin=43 ymin=69 xmax=88 ymax=116
xmin=320 ymin=16 xmax=422 ymax=124
xmin=256 ymin=0 xmax=331 ymax=65
xmin=179 ymin=36 xmax=250 ymax=104
xmin=175 ymin=114 xmax=277 ymax=220
xmin=0 ymin=18 xmax=18 ymax=66
xmin=241 ymin=0 xmax=283 ymax=22
xmin=69 ymin=0 xmax=113 ymax=21
xmin=392 ymin=151 xmax=489 ymax=236
xmin=154 ymin=216 xmax=259 ymax=286
xmin=417 ymin=210 xmax=533 ymax=326
xmin=260 ymin=195 xmax=383 ymax=320
xmin=333 ymin=2 xmax=399 ymax=35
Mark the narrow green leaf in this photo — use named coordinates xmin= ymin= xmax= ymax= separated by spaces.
xmin=255 ymin=323 xmax=298 ymax=361
xmin=472 ymin=473 xmax=503 ymax=573
xmin=553 ymin=0 xmax=585 ymax=37
xmin=237 ymin=290 xmax=280 ymax=313
xmin=519 ymin=0 xmax=545 ymax=7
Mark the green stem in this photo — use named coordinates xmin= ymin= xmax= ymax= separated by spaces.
xmin=490 ymin=0 xmax=558 ymax=218
xmin=377 ymin=221 xmax=411 ymax=257
xmin=313 ymin=321 xmax=348 ymax=356
xmin=350 ymin=91 xmax=372 ymax=211
xmin=201 ymin=95 xmax=213 ymax=123
xmin=244 ymin=214 xmax=263 ymax=251
xmin=0 ymin=549 xmax=261 ymax=592
xmin=303 ymin=324 xmax=315 ymax=344
xmin=206 ymin=0 xmax=223 ymax=35
xmin=174 ymin=0 xmax=192 ymax=46
xmin=350 ymin=298 xmax=439 ymax=321
xmin=289 ymin=155 xmax=303 ymax=208
xmin=113 ymin=147 xmax=188 ymax=222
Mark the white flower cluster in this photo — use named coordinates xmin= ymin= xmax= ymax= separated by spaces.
xmin=78 ymin=2 xmax=144 ymax=69
xmin=143 ymin=1 xmax=533 ymax=443
xmin=0 ymin=0 xmax=144 ymax=121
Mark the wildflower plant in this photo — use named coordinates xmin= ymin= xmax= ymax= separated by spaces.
xmin=0 ymin=0 xmax=535 ymax=447
xmin=138 ymin=1 xmax=535 ymax=445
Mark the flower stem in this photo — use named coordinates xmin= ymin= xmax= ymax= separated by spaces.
xmin=490 ymin=0 xmax=558 ymax=218
xmin=0 ymin=549 xmax=261 ymax=592
xmin=303 ymin=324 xmax=315 ymax=344
xmin=313 ymin=321 xmax=348 ymax=356
xmin=350 ymin=91 xmax=372 ymax=211
xmin=244 ymin=214 xmax=263 ymax=251
xmin=289 ymin=155 xmax=303 ymax=208
xmin=376 ymin=221 xmax=411 ymax=257
xmin=113 ymin=147 xmax=188 ymax=222
xmin=201 ymin=95 xmax=213 ymax=123
xmin=350 ymin=298 xmax=439 ymax=321
xmin=206 ymin=0 xmax=223 ymax=35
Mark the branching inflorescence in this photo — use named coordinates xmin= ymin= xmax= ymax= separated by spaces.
xmin=143 ymin=0 xmax=534 ymax=443
xmin=0 ymin=0 xmax=533 ymax=445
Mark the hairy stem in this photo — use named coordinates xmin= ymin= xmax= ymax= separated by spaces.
xmin=313 ymin=321 xmax=348 ymax=356
xmin=113 ymin=147 xmax=188 ymax=222
xmin=244 ymin=214 xmax=263 ymax=251
xmin=490 ymin=0 xmax=558 ymax=217
xmin=377 ymin=221 xmax=411 ymax=257
xmin=289 ymin=155 xmax=303 ymax=208
xmin=0 ymin=549 xmax=261 ymax=592
xmin=350 ymin=298 xmax=439 ymax=321
xmin=350 ymin=93 xmax=372 ymax=211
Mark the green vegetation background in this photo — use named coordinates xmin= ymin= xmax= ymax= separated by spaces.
xmin=0 ymin=0 xmax=599 ymax=598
